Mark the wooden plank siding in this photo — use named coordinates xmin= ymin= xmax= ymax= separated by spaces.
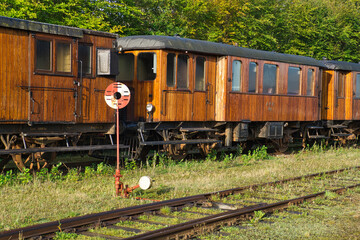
xmin=78 ymin=34 xmax=115 ymax=124
xmin=0 ymin=26 xmax=116 ymax=125
xmin=117 ymin=50 xmax=161 ymax=122
xmin=321 ymin=70 xmax=354 ymax=121
xmin=0 ymin=27 xmax=29 ymax=122
xmin=225 ymin=57 xmax=320 ymax=122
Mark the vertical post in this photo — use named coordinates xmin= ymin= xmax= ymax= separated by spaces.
xmin=114 ymin=108 xmax=122 ymax=196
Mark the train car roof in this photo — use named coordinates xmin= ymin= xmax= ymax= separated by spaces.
xmin=322 ymin=60 xmax=360 ymax=72
xmin=0 ymin=16 xmax=117 ymax=38
xmin=117 ymin=35 xmax=326 ymax=67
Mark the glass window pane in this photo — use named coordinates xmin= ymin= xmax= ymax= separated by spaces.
xmin=167 ymin=53 xmax=176 ymax=87
xmin=356 ymin=74 xmax=360 ymax=98
xmin=338 ymin=72 xmax=345 ymax=97
xmin=263 ymin=64 xmax=277 ymax=94
xmin=56 ymin=42 xmax=71 ymax=72
xmin=177 ymin=54 xmax=189 ymax=89
xmin=78 ymin=44 xmax=92 ymax=75
xmin=36 ymin=39 xmax=52 ymax=71
xmin=232 ymin=60 xmax=241 ymax=91
xmin=195 ymin=57 xmax=206 ymax=91
xmin=117 ymin=53 xmax=134 ymax=81
xmin=249 ymin=62 xmax=257 ymax=93
xmin=307 ymin=69 xmax=314 ymax=96
xmin=288 ymin=67 xmax=301 ymax=95
xmin=137 ymin=52 xmax=156 ymax=81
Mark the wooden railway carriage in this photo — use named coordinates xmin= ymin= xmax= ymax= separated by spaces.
xmin=0 ymin=16 xmax=118 ymax=170
xmin=320 ymin=60 xmax=360 ymax=140
xmin=115 ymin=35 xmax=327 ymax=156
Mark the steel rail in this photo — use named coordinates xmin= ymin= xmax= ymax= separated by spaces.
xmin=0 ymin=166 xmax=359 ymax=239
xmin=125 ymin=183 xmax=360 ymax=240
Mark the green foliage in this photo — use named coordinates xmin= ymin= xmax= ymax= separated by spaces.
xmin=0 ymin=163 xmax=114 ymax=187
xmin=125 ymin=158 xmax=137 ymax=170
xmin=250 ymin=210 xmax=266 ymax=224
xmin=241 ymin=145 xmax=269 ymax=165
xmin=205 ymin=149 xmax=217 ymax=162
xmin=3 ymin=0 xmax=360 ymax=61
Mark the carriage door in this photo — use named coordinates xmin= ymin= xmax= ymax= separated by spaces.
xmin=353 ymin=73 xmax=360 ymax=119
xmin=334 ymin=71 xmax=346 ymax=120
xmin=192 ymin=56 xmax=216 ymax=121
xmin=30 ymin=37 xmax=77 ymax=123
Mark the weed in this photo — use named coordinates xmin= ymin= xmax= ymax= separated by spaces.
xmin=205 ymin=149 xmax=217 ymax=162
xmin=0 ymin=170 xmax=15 ymax=186
xmin=241 ymin=145 xmax=269 ymax=164
xmin=124 ymin=158 xmax=137 ymax=170
xmin=17 ymin=168 xmax=33 ymax=184
xmin=160 ymin=206 xmax=172 ymax=215
xmin=54 ymin=232 xmax=79 ymax=239
xmin=250 ymin=210 xmax=266 ymax=224
xmin=324 ymin=191 xmax=338 ymax=200
xmin=96 ymin=162 xmax=113 ymax=175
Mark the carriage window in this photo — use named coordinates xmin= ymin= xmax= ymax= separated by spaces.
xmin=195 ymin=57 xmax=206 ymax=91
xmin=177 ymin=54 xmax=189 ymax=89
xmin=78 ymin=44 xmax=92 ymax=76
xmin=167 ymin=53 xmax=176 ymax=87
xmin=137 ymin=52 xmax=156 ymax=81
xmin=356 ymin=74 xmax=360 ymax=98
xmin=35 ymin=39 xmax=52 ymax=71
xmin=307 ymin=69 xmax=314 ymax=96
xmin=249 ymin=62 xmax=257 ymax=93
xmin=287 ymin=67 xmax=301 ymax=95
xmin=337 ymin=72 xmax=346 ymax=98
xmin=263 ymin=64 xmax=277 ymax=94
xmin=117 ymin=53 xmax=134 ymax=81
xmin=232 ymin=60 xmax=241 ymax=91
xmin=56 ymin=42 xmax=71 ymax=73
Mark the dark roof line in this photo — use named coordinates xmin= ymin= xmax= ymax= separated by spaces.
xmin=116 ymin=35 xmax=326 ymax=67
xmin=322 ymin=60 xmax=360 ymax=72
xmin=0 ymin=16 xmax=117 ymax=38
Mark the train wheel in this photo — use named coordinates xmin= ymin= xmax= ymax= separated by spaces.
xmin=11 ymin=143 xmax=56 ymax=172
xmin=271 ymin=139 xmax=289 ymax=153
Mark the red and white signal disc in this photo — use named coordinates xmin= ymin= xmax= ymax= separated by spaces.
xmin=104 ymin=82 xmax=131 ymax=109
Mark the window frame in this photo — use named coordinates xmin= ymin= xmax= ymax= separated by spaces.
xmin=55 ymin=40 xmax=72 ymax=74
xmin=355 ymin=73 xmax=360 ymax=99
xmin=287 ymin=66 xmax=301 ymax=95
xmin=78 ymin=43 xmax=93 ymax=78
xmin=262 ymin=63 xmax=278 ymax=95
xmin=231 ymin=60 xmax=242 ymax=92
xmin=137 ymin=52 xmax=157 ymax=81
xmin=166 ymin=53 xmax=176 ymax=87
xmin=195 ymin=56 xmax=206 ymax=92
xmin=248 ymin=61 xmax=258 ymax=93
xmin=307 ymin=68 xmax=315 ymax=96
xmin=176 ymin=54 xmax=190 ymax=90
xmin=34 ymin=36 xmax=73 ymax=76
xmin=34 ymin=37 xmax=53 ymax=73
xmin=116 ymin=52 xmax=135 ymax=82
xmin=337 ymin=71 xmax=346 ymax=99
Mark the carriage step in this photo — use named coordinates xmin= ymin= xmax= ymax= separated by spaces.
xmin=21 ymin=132 xmax=80 ymax=137
xmin=307 ymin=135 xmax=329 ymax=139
xmin=179 ymin=127 xmax=218 ymax=132
xmin=140 ymin=139 xmax=221 ymax=146
xmin=0 ymin=144 xmax=127 ymax=155
xmin=331 ymin=133 xmax=351 ymax=137
xmin=306 ymin=126 xmax=324 ymax=129
xmin=329 ymin=125 xmax=347 ymax=129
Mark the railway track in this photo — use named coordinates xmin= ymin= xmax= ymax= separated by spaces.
xmin=1 ymin=166 xmax=359 ymax=240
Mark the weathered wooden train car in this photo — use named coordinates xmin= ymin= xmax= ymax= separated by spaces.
xmin=320 ymin=60 xmax=360 ymax=140
xmin=0 ymin=16 xmax=118 ymax=170
xmin=115 ymin=35 xmax=328 ymax=157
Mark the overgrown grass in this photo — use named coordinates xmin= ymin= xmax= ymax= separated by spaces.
xmin=1 ymin=144 xmax=360 ymax=234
